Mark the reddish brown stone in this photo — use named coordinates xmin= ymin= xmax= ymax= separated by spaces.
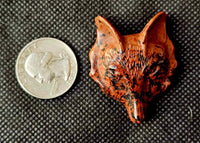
xmin=89 ymin=12 xmax=177 ymax=123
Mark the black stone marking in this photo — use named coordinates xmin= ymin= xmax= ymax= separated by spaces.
xmin=156 ymin=82 xmax=161 ymax=91
xmin=155 ymin=45 xmax=160 ymax=48
xmin=148 ymin=62 xmax=158 ymax=74
xmin=116 ymin=56 xmax=121 ymax=61
xmin=118 ymin=75 xmax=123 ymax=80
xmin=102 ymin=34 xmax=106 ymax=37
xmin=104 ymin=43 xmax=108 ymax=47
xmin=114 ymin=86 xmax=119 ymax=90
xmin=130 ymin=62 xmax=136 ymax=69
xmin=135 ymin=74 xmax=138 ymax=78
xmin=145 ymin=57 xmax=149 ymax=63
xmin=111 ymin=79 xmax=118 ymax=86
xmin=121 ymin=61 xmax=127 ymax=67
xmin=137 ymin=116 xmax=141 ymax=121
xmin=118 ymin=50 xmax=122 ymax=54
xmin=101 ymin=48 xmax=105 ymax=51
xmin=143 ymin=66 xmax=149 ymax=74
xmin=120 ymin=83 xmax=125 ymax=90
xmin=108 ymin=32 xmax=111 ymax=35
xmin=131 ymin=78 xmax=136 ymax=89
xmin=137 ymin=53 xmax=140 ymax=59
xmin=140 ymin=94 xmax=145 ymax=103
xmin=131 ymin=83 xmax=135 ymax=90
xmin=99 ymin=20 xmax=101 ymax=23
xmin=138 ymin=40 xmax=141 ymax=44
xmin=105 ymin=69 xmax=114 ymax=78
xmin=114 ymin=48 xmax=117 ymax=51
xmin=123 ymin=93 xmax=131 ymax=100
xmin=162 ymin=84 xmax=166 ymax=90
xmin=146 ymin=92 xmax=153 ymax=98
xmin=149 ymin=79 xmax=155 ymax=86
xmin=110 ymin=69 xmax=115 ymax=74
xmin=124 ymin=73 xmax=129 ymax=79
xmin=132 ymin=77 xmax=136 ymax=83
xmin=136 ymin=63 xmax=142 ymax=68
xmin=139 ymin=55 xmax=145 ymax=62
xmin=105 ymin=70 xmax=109 ymax=77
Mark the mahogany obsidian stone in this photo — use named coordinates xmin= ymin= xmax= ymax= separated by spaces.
xmin=89 ymin=12 xmax=177 ymax=123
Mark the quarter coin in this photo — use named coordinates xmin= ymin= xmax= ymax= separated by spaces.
xmin=16 ymin=38 xmax=78 ymax=99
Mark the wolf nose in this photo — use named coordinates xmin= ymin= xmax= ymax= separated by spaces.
xmin=124 ymin=94 xmax=147 ymax=123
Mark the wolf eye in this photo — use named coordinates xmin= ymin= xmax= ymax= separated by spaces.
xmin=149 ymin=62 xmax=158 ymax=72
xmin=150 ymin=65 xmax=160 ymax=76
xmin=148 ymin=60 xmax=168 ymax=77
xmin=144 ymin=62 xmax=161 ymax=77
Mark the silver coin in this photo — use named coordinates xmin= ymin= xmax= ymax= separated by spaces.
xmin=16 ymin=38 xmax=78 ymax=99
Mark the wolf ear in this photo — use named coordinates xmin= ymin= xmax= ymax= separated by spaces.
xmin=95 ymin=16 xmax=123 ymax=52
xmin=141 ymin=12 xmax=167 ymax=44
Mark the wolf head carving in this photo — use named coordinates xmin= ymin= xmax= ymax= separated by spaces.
xmin=89 ymin=12 xmax=177 ymax=123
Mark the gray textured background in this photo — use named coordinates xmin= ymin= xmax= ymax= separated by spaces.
xmin=0 ymin=0 xmax=200 ymax=142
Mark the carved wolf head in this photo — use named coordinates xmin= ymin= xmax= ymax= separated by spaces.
xmin=89 ymin=12 xmax=177 ymax=123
